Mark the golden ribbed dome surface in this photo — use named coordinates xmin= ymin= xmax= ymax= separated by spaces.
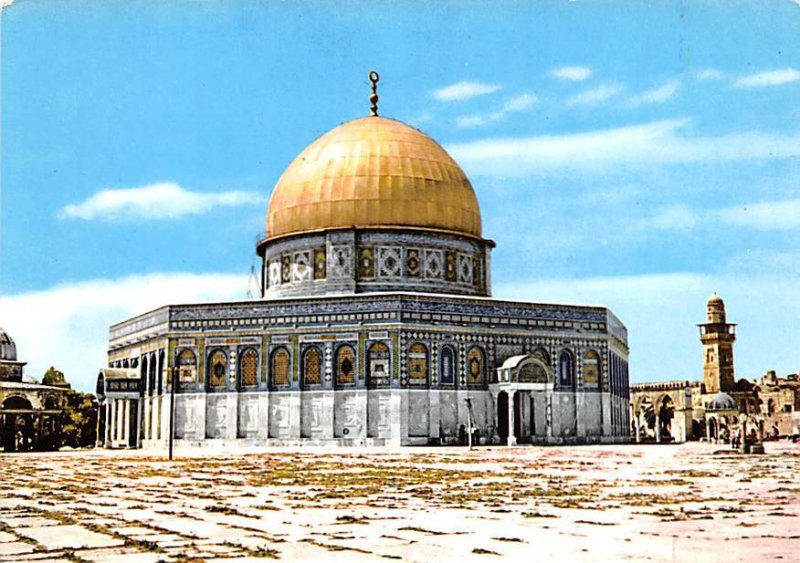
xmin=267 ymin=116 xmax=482 ymax=239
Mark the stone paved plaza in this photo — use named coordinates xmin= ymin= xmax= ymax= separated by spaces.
xmin=0 ymin=443 xmax=798 ymax=562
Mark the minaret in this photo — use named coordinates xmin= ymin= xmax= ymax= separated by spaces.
xmin=698 ymin=294 xmax=736 ymax=393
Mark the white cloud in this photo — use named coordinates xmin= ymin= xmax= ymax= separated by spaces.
xmin=638 ymin=204 xmax=700 ymax=232
xmin=734 ymin=68 xmax=800 ymax=89
xmin=456 ymin=93 xmax=538 ymax=128
xmin=0 ymin=273 xmax=248 ymax=392
xmin=717 ymin=199 xmax=800 ymax=230
xmin=495 ymin=273 xmax=800 ymax=383
xmin=629 ymin=80 xmax=680 ymax=105
xmin=695 ymin=68 xmax=725 ymax=80
xmin=502 ymin=93 xmax=538 ymax=113
xmin=549 ymin=66 xmax=592 ymax=81
xmin=446 ymin=119 xmax=800 ymax=176
xmin=632 ymin=198 xmax=800 ymax=234
xmin=431 ymin=81 xmax=502 ymax=102
xmin=456 ymin=115 xmax=488 ymax=128
xmin=565 ymin=84 xmax=623 ymax=107
xmin=58 ymin=182 xmax=262 ymax=221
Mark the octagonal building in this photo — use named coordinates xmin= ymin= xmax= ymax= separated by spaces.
xmin=98 ymin=77 xmax=630 ymax=449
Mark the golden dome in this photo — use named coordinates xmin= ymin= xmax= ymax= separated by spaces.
xmin=266 ymin=116 xmax=482 ymax=239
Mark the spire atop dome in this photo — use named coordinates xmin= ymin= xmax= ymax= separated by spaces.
xmin=369 ymin=71 xmax=379 ymax=116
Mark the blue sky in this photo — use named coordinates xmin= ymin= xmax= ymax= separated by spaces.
xmin=2 ymin=0 xmax=799 ymax=391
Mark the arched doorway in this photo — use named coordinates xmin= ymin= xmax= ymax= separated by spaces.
xmin=1 ymin=396 xmax=35 ymax=452
xmin=708 ymin=417 xmax=718 ymax=441
xmin=635 ymin=396 xmax=654 ymax=441
xmin=657 ymin=395 xmax=675 ymax=443
xmin=513 ymin=392 xmax=522 ymax=442
xmin=497 ymin=392 xmax=509 ymax=442
xmin=496 ymin=391 xmax=522 ymax=445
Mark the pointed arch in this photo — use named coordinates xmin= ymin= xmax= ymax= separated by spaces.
xmin=270 ymin=346 xmax=291 ymax=388
xmin=239 ymin=348 xmax=259 ymax=388
xmin=302 ymin=346 xmax=323 ymax=388
xmin=408 ymin=342 xmax=428 ymax=385
xmin=439 ymin=345 xmax=456 ymax=385
xmin=582 ymin=349 xmax=600 ymax=389
xmin=559 ymin=349 xmax=575 ymax=389
xmin=208 ymin=350 xmax=228 ymax=389
xmin=466 ymin=346 xmax=485 ymax=386
xmin=367 ymin=342 xmax=390 ymax=388
xmin=177 ymin=349 xmax=196 ymax=385
xmin=335 ymin=344 xmax=356 ymax=387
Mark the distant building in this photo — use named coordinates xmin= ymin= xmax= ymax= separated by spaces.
xmin=0 ymin=327 xmax=69 ymax=452
xmin=631 ymin=295 xmax=800 ymax=443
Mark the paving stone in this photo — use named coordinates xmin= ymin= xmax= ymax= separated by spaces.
xmin=0 ymin=541 xmax=36 ymax=556
xmin=0 ymin=532 xmax=17 ymax=543
xmin=16 ymin=525 xmax=124 ymax=551
xmin=113 ymin=526 xmax=155 ymax=536
xmin=130 ymin=533 xmax=184 ymax=544
xmin=3 ymin=517 xmax=62 ymax=528
xmin=7 ymin=558 xmax=73 ymax=563
xmin=78 ymin=548 xmax=167 ymax=563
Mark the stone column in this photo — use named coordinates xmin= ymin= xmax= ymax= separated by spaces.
xmin=136 ymin=398 xmax=143 ymax=448
xmin=124 ymin=400 xmax=131 ymax=445
xmin=706 ymin=417 xmax=711 ymax=442
xmin=104 ymin=401 xmax=111 ymax=447
xmin=143 ymin=397 xmax=150 ymax=442
xmin=111 ymin=399 xmax=118 ymax=443
xmin=489 ymin=391 xmax=500 ymax=444
xmin=507 ymin=390 xmax=517 ymax=446
xmin=636 ymin=411 xmax=642 ymax=443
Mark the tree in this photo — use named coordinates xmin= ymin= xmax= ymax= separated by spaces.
xmin=42 ymin=367 xmax=98 ymax=449
xmin=42 ymin=366 xmax=70 ymax=388
xmin=60 ymin=389 xmax=98 ymax=448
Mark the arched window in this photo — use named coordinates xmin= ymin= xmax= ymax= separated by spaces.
xmin=157 ymin=350 xmax=165 ymax=395
xmin=140 ymin=356 xmax=149 ymax=397
xmin=518 ymin=360 xmax=547 ymax=383
xmin=532 ymin=347 xmax=550 ymax=367
xmin=582 ymin=350 xmax=600 ymax=389
xmin=408 ymin=343 xmax=428 ymax=385
xmin=559 ymin=350 xmax=575 ymax=388
xmin=367 ymin=342 xmax=390 ymax=387
xmin=336 ymin=345 xmax=356 ymax=386
xmin=148 ymin=354 xmax=157 ymax=396
xmin=271 ymin=347 xmax=290 ymax=387
xmin=240 ymin=348 xmax=258 ymax=388
xmin=467 ymin=347 xmax=484 ymax=386
xmin=177 ymin=349 xmax=197 ymax=384
xmin=302 ymin=346 xmax=322 ymax=387
xmin=440 ymin=346 xmax=456 ymax=385
xmin=208 ymin=350 xmax=228 ymax=389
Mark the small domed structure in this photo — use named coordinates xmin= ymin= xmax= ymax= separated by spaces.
xmin=706 ymin=391 xmax=736 ymax=411
xmin=0 ymin=328 xmax=18 ymax=362
xmin=706 ymin=293 xmax=726 ymax=323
